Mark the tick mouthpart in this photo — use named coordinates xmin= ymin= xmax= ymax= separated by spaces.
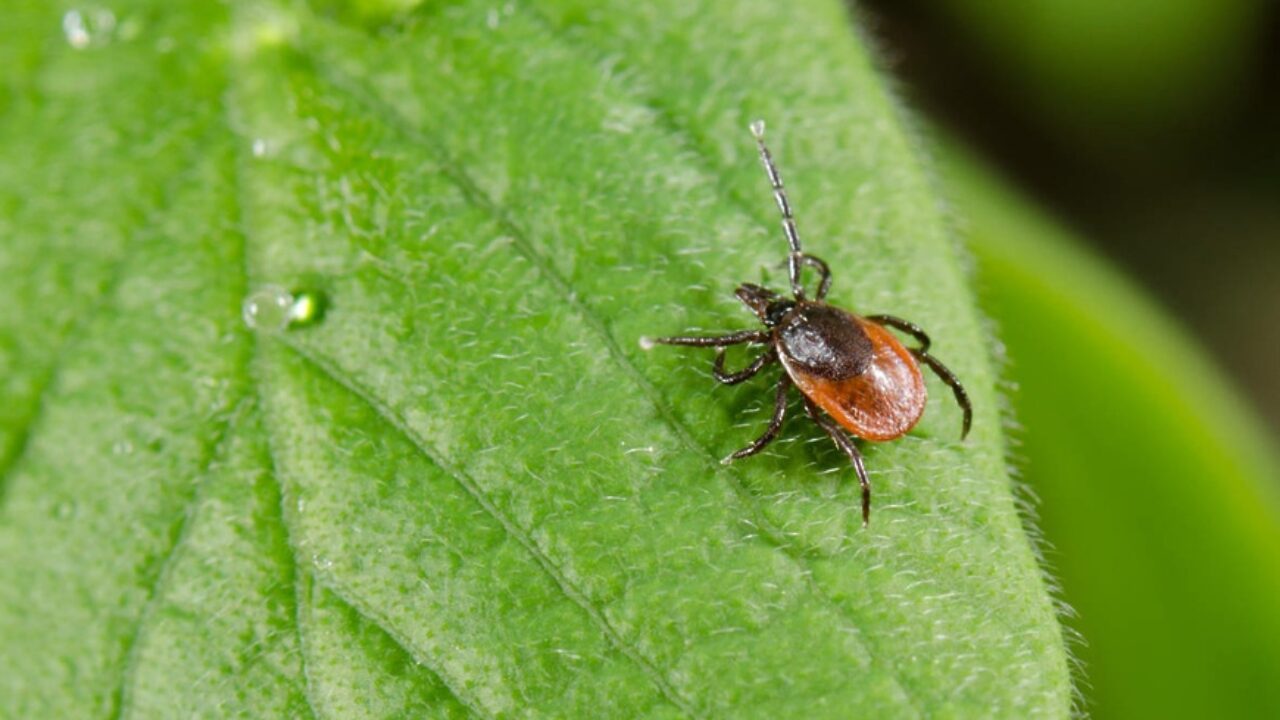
xmin=734 ymin=282 xmax=779 ymax=318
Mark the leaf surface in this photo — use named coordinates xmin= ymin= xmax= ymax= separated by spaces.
xmin=0 ymin=1 xmax=1070 ymax=717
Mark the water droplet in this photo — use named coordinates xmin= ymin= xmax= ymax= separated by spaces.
xmin=54 ymin=501 xmax=77 ymax=519
xmin=62 ymin=10 xmax=90 ymax=48
xmin=62 ymin=7 xmax=116 ymax=50
xmin=243 ymin=286 xmax=326 ymax=332
xmin=251 ymin=138 xmax=270 ymax=158
xmin=112 ymin=440 xmax=134 ymax=455
xmin=288 ymin=290 xmax=323 ymax=326
xmin=243 ymin=286 xmax=294 ymax=332
xmin=312 ymin=554 xmax=334 ymax=570
xmin=749 ymin=119 xmax=766 ymax=138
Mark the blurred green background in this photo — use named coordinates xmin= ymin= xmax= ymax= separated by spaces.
xmin=856 ymin=1 xmax=1280 ymax=717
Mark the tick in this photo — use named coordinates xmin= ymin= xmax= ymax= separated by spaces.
xmin=646 ymin=121 xmax=972 ymax=526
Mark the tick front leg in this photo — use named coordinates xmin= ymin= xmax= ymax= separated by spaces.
xmin=724 ymin=375 xmax=791 ymax=463
xmin=646 ymin=329 xmax=770 ymax=348
xmin=804 ymin=399 xmax=872 ymax=528
xmin=713 ymin=348 xmax=777 ymax=385
xmin=911 ymin=350 xmax=973 ymax=440
xmin=777 ymin=253 xmax=832 ymax=300
xmin=798 ymin=253 xmax=832 ymax=300
xmin=865 ymin=314 xmax=930 ymax=352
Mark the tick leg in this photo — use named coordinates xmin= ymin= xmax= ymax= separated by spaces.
xmin=713 ymin=348 xmax=777 ymax=385
xmin=798 ymin=254 xmax=832 ymax=300
xmin=866 ymin=315 xmax=972 ymax=439
xmin=724 ymin=375 xmax=791 ymax=463
xmin=774 ymin=253 xmax=832 ymax=300
xmin=649 ymin=329 xmax=770 ymax=348
xmin=911 ymin=350 xmax=973 ymax=440
xmin=803 ymin=399 xmax=872 ymax=527
xmin=865 ymin=314 xmax=930 ymax=351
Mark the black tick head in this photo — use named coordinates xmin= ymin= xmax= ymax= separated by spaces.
xmin=735 ymin=283 xmax=795 ymax=328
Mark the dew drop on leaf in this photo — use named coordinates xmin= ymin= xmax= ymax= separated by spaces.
xmin=242 ymin=286 xmax=324 ymax=332
xmin=61 ymin=7 xmax=116 ymax=50
xmin=242 ymin=286 xmax=293 ymax=332
xmin=288 ymin=290 xmax=323 ymax=326
xmin=61 ymin=10 xmax=90 ymax=49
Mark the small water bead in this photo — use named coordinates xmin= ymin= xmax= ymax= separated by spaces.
xmin=62 ymin=10 xmax=90 ymax=48
xmin=242 ymin=286 xmax=294 ymax=332
xmin=62 ymin=8 xmax=116 ymax=50
xmin=289 ymin=291 xmax=322 ymax=325
xmin=242 ymin=286 xmax=324 ymax=332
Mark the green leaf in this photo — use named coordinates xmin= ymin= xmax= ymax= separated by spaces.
xmin=940 ymin=142 xmax=1280 ymax=718
xmin=0 ymin=1 xmax=1070 ymax=717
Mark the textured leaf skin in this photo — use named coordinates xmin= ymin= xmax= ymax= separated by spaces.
xmin=944 ymin=144 xmax=1280 ymax=719
xmin=0 ymin=1 xmax=1070 ymax=718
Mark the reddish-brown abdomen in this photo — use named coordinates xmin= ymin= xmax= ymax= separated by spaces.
xmin=781 ymin=317 xmax=926 ymax=441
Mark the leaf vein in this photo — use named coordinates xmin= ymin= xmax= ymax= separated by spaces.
xmin=279 ymin=339 xmax=703 ymax=720
xmin=0 ymin=244 xmax=137 ymax=508
xmin=304 ymin=572 xmax=484 ymax=720
xmin=108 ymin=399 xmax=246 ymax=720
xmin=254 ymin=386 xmax=323 ymax=720
xmin=226 ymin=72 xmax=496 ymax=717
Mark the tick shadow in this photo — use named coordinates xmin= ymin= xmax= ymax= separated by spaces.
xmin=710 ymin=370 xmax=888 ymax=554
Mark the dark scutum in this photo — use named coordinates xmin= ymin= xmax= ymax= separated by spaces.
xmin=776 ymin=303 xmax=874 ymax=380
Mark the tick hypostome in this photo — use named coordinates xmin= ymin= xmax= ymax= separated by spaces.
xmin=646 ymin=120 xmax=972 ymax=527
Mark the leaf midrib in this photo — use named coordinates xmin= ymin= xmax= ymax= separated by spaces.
xmin=227 ymin=57 xmax=472 ymax=718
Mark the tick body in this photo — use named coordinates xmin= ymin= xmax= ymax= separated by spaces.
xmin=647 ymin=121 xmax=972 ymax=526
